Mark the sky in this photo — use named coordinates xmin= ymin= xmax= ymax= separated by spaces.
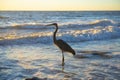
xmin=0 ymin=0 xmax=120 ymax=11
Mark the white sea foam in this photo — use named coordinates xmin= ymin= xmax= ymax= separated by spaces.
xmin=0 ymin=18 xmax=120 ymax=46
xmin=0 ymin=22 xmax=120 ymax=45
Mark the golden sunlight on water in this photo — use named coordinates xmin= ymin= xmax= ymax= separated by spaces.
xmin=105 ymin=26 xmax=114 ymax=32
xmin=19 ymin=61 xmax=37 ymax=69
xmin=7 ymin=47 xmax=44 ymax=69
xmin=92 ymin=29 xmax=101 ymax=34
xmin=2 ymin=32 xmax=53 ymax=40
xmin=5 ymin=33 xmax=16 ymax=39
xmin=6 ymin=46 xmax=57 ymax=71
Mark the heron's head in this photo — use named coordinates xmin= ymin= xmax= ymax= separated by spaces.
xmin=46 ymin=23 xmax=58 ymax=26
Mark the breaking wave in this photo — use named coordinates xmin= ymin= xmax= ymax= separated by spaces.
xmin=0 ymin=16 xmax=9 ymax=19
xmin=61 ymin=19 xmax=119 ymax=29
xmin=0 ymin=19 xmax=119 ymax=29
xmin=0 ymin=19 xmax=120 ymax=45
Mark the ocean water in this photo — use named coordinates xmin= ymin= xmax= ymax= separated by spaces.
xmin=0 ymin=11 xmax=120 ymax=80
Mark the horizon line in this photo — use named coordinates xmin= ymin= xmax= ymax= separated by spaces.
xmin=0 ymin=10 xmax=120 ymax=11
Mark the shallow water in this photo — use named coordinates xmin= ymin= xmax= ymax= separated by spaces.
xmin=0 ymin=39 xmax=120 ymax=80
xmin=0 ymin=11 xmax=120 ymax=80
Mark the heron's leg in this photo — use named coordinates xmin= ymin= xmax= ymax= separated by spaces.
xmin=62 ymin=51 xmax=64 ymax=66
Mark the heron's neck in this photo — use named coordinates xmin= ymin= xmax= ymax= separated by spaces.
xmin=53 ymin=25 xmax=58 ymax=43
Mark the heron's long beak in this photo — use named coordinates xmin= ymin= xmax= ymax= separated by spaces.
xmin=45 ymin=24 xmax=54 ymax=26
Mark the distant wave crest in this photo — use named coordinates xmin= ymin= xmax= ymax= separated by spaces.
xmin=0 ymin=16 xmax=9 ymax=19
xmin=0 ymin=19 xmax=120 ymax=45
xmin=61 ymin=19 xmax=119 ymax=29
xmin=0 ymin=22 xmax=120 ymax=45
xmin=0 ymin=19 xmax=119 ymax=29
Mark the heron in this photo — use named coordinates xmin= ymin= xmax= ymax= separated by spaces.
xmin=46 ymin=23 xmax=75 ymax=66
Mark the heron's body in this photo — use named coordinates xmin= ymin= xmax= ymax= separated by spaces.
xmin=54 ymin=39 xmax=75 ymax=54
xmin=47 ymin=23 xmax=75 ymax=66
